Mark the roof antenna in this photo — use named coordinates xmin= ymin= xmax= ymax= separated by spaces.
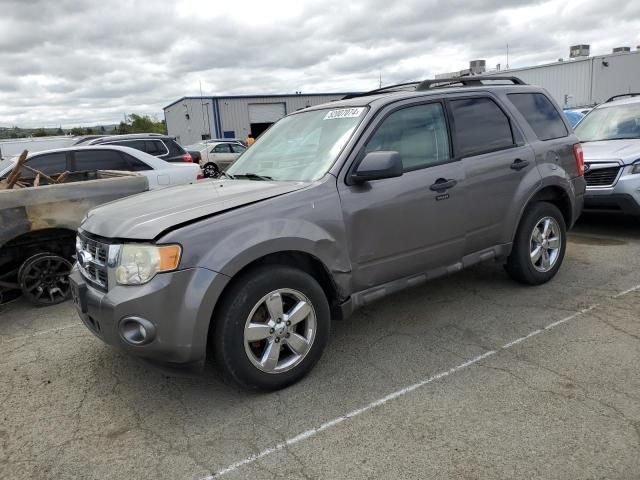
xmin=506 ymin=43 xmax=510 ymax=70
xmin=379 ymin=69 xmax=382 ymax=89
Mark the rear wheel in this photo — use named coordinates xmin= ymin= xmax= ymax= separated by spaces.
xmin=211 ymin=265 xmax=330 ymax=391
xmin=202 ymin=162 xmax=220 ymax=178
xmin=19 ymin=253 xmax=73 ymax=306
xmin=505 ymin=202 xmax=567 ymax=285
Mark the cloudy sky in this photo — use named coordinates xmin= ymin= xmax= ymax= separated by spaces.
xmin=0 ymin=0 xmax=639 ymax=127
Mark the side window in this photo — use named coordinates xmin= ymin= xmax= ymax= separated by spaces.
xmin=364 ymin=103 xmax=450 ymax=171
xmin=165 ymin=139 xmax=185 ymax=155
xmin=108 ymin=140 xmax=147 ymax=152
xmin=230 ymin=143 xmax=246 ymax=154
xmin=508 ymin=93 xmax=568 ymax=140
xmin=74 ymin=150 xmax=128 ymax=171
xmin=23 ymin=152 xmax=68 ymax=176
xmin=122 ymin=153 xmax=151 ymax=171
xmin=449 ymin=97 xmax=515 ymax=157
xmin=212 ymin=143 xmax=232 ymax=153
xmin=145 ymin=140 xmax=168 ymax=156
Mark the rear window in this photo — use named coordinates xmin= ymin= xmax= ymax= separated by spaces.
xmin=449 ymin=97 xmax=514 ymax=157
xmin=144 ymin=140 xmax=168 ymax=156
xmin=508 ymin=93 xmax=568 ymax=140
xmin=165 ymin=139 xmax=186 ymax=155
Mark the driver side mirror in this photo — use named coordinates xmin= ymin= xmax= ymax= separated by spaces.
xmin=350 ymin=151 xmax=403 ymax=184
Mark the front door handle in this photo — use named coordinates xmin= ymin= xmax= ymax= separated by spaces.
xmin=430 ymin=178 xmax=457 ymax=192
xmin=510 ymin=158 xmax=530 ymax=171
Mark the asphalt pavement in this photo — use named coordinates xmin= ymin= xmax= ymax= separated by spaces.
xmin=1 ymin=213 xmax=639 ymax=480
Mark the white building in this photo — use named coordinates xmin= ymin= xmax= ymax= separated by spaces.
xmin=164 ymin=93 xmax=350 ymax=146
xmin=439 ymin=46 xmax=640 ymax=109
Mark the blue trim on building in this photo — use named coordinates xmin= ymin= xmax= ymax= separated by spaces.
xmin=163 ymin=93 xmax=355 ymax=111
xmin=213 ymin=98 xmax=222 ymax=138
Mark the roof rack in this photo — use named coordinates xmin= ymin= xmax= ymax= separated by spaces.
xmin=416 ymin=76 xmax=526 ymax=90
xmin=342 ymin=76 xmax=526 ymax=100
xmin=605 ymin=93 xmax=640 ymax=103
xmin=342 ymin=81 xmax=421 ymax=100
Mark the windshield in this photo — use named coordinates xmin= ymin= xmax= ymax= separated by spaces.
xmin=575 ymin=103 xmax=640 ymax=142
xmin=226 ymin=107 xmax=367 ymax=181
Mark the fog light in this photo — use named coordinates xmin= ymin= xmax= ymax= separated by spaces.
xmin=119 ymin=317 xmax=156 ymax=345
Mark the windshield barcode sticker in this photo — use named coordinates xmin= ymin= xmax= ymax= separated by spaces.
xmin=324 ymin=108 xmax=365 ymax=120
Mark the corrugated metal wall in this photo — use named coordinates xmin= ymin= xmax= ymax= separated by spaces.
xmin=164 ymin=99 xmax=215 ymax=147
xmin=487 ymin=50 xmax=640 ymax=108
xmin=217 ymin=95 xmax=344 ymax=140
xmin=165 ymin=94 xmax=345 ymax=146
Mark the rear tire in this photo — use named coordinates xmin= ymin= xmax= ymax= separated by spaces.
xmin=505 ymin=202 xmax=567 ymax=285
xmin=19 ymin=252 xmax=73 ymax=306
xmin=211 ymin=265 xmax=330 ymax=391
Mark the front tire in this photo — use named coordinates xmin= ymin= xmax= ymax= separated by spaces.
xmin=505 ymin=202 xmax=567 ymax=285
xmin=202 ymin=162 xmax=220 ymax=178
xmin=211 ymin=265 xmax=330 ymax=391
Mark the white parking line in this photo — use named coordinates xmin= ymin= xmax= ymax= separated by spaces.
xmin=203 ymin=283 xmax=640 ymax=479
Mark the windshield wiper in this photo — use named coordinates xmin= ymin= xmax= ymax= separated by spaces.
xmin=220 ymin=172 xmax=235 ymax=179
xmin=233 ymin=173 xmax=273 ymax=181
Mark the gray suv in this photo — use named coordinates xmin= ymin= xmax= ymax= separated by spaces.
xmin=69 ymin=77 xmax=585 ymax=391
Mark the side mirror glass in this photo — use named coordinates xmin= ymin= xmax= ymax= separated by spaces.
xmin=350 ymin=151 xmax=403 ymax=184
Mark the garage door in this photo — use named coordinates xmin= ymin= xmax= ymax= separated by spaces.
xmin=248 ymin=103 xmax=286 ymax=123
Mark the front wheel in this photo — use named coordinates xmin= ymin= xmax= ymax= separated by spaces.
xmin=505 ymin=202 xmax=567 ymax=285
xmin=202 ymin=162 xmax=220 ymax=178
xmin=211 ymin=265 xmax=330 ymax=391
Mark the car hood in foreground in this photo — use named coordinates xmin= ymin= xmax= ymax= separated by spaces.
xmin=582 ymin=139 xmax=640 ymax=164
xmin=82 ymin=179 xmax=308 ymax=240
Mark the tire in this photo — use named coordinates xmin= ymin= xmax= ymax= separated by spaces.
xmin=505 ymin=202 xmax=567 ymax=285
xmin=211 ymin=265 xmax=330 ymax=391
xmin=19 ymin=252 xmax=73 ymax=306
xmin=202 ymin=162 xmax=220 ymax=178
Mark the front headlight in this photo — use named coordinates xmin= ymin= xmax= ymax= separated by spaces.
xmin=631 ymin=161 xmax=640 ymax=174
xmin=115 ymin=244 xmax=181 ymax=285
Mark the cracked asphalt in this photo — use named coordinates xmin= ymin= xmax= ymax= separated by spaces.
xmin=1 ymin=213 xmax=639 ymax=480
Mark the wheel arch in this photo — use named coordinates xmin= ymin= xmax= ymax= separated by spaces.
xmin=512 ymin=185 xmax=573 ymax=242
xmin=0 ymin=227 xmax=77 ymax=269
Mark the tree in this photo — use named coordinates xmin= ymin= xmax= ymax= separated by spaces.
xmin=33 ymin=128 xmax=48 ymax=137
xmin=127 ymin=113 xmax=166 ymax=134
xmin=56 ymin=127 xmax=64 ymax=135
xmin=70 ymin=127 xmax=85 ymax=136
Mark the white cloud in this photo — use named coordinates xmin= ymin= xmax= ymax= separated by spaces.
xmin=0 ymin=0 xmax=638 ymax=127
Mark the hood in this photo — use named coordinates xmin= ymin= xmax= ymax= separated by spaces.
xmin=582 ymin=139 xmax=640 ymax=164
xmin=82 ymin=179 xmax=308 ymax=239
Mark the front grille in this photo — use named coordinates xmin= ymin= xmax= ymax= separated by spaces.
xmin=76 ymin=233 xmax=110 ymax=291
xmin=585 ymin=166 xmax=621 ymax=187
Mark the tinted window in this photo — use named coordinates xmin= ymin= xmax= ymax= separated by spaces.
xmin=165 ymin=139 xmax=186 ymax=155
xmin=230 ymin=143 xmax=246 ymax=154
xmin=74 ymin=150 xmax=128 ymax=171
xmin=508 ymin=93 xmax=568 ymax=140
xmin=145 ymin=140 xmax=168 ymax=156
xmin=365 ymin=103 xmax=450 ymax=171
xmin=122 ymin=154 xmax=151 ymax=171
xmin=449 ymin=97 xmax=514 ymax=156
xmin=108 ymin=140 xmax=147 ymax=152
xmin=24 ymin=152 xmax=67 ymax=176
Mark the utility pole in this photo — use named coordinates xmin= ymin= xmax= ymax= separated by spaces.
xmin=506 ymin=43 xmax=510 ymax=70
xmin=379 ymin=70 xmax=382 ymax=89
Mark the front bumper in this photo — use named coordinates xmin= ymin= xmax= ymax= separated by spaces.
xmin=584 ymin=166 xmax=640 ymax=216
xmin=69 ymin=265 xmax=229 ymax=369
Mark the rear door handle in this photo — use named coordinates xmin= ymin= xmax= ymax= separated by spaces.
xmin=430 ymin=178 xmax=457 ymax=192
xmin=510 ymin=158 xmax=530 ymax=171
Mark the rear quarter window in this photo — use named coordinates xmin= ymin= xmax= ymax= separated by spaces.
xmin=508 ymin=93 xmax=568 ymax=141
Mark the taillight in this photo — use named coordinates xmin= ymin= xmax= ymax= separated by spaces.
xmin=183 ymin=153 xmax=193 ymax=163
xmin=573 ymin=143 xmax=584 ymax=176
xmin=197 ymin=173 xmax=205 ymax=180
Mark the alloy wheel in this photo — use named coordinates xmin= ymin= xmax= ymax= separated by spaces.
xmin=529 ymin=216 xmax=562 ymax=273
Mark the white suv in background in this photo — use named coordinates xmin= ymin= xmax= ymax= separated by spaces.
xmin=575 ymin=94 xmax=640 ymax=217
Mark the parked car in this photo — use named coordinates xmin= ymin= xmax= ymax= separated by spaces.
xmin=184 ymin=141 xmax=247 ymax=177
xmin=70 ymin=76 xmax=585 ymax=391
xmin=86 ymin=134 xmax=193 ymax=163
xmin=0 ymin=146 xmax=201 ymax=190
xmin=575 ymin=94 xmax=640 ymax=216
xmin=563 ymin=109 xmax=585 ymax=127
xmin=0 ymin=169 xmax=149 ymax=306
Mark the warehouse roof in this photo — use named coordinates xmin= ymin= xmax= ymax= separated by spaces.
xmin=164 ymin=93 xmax=355 ymax=110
